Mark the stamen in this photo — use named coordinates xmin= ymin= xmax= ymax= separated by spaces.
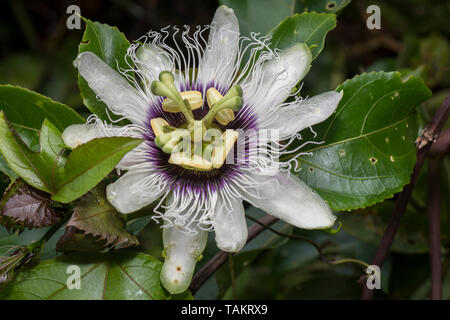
xmin=151 ymin=118 xmax=175 ymax=136
xmin=203 ymin=85 xmax=243 ymax=126
xmin=211 ymin=129 xmax=239 ymax=169
xmin=169 ymin=152 xmax=213 ymax=171
xmin=215 ymin=109 xmax=235 ymax=126
xmin=206 ymin=88 xmax=235 ymax=125
xmin=162 ymin=91 xmax=203 ymax=113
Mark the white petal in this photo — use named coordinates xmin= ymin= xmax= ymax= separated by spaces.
xmin=244 ymin=43 xmax=311 ymax=113
xmin=136 ymin=44 xmax=173 ymax=82
xmin=212 ymin=196 xmax=247 ymax=252
xmin=62 ymin=124 xmax=138 ymax=149
xmin=75 ymin=52 xmax=148 ymax=125
xmin=160 ymin=225 xmax=208 ymax=294
xmin=198 ymin=5 xmax=239 ymax=89
xmin=106 ymin=170 xmax=165 ymax=214
xmin=116 ymin=143 xmax=149 ymax=170
xmin=275 ymin=91 xmax=343 ymax=139
xmin=241 ymin=173 xmax=336 ymax=229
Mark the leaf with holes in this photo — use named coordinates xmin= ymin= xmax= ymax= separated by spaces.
xmin=0 ymin=179 xmax=61 ymax=233
xmin=0 ymin=252 xmax=192 ymax=300
xmin=57 ymin=185 xmax=138 ymax=252
xmin=269 ymin=12 xmax=336 ymax=59
xmin=78 ymin=18 xmax=130 ymax=123
xmin=293 ymin=71 xmax=431 ymax=210
xmin=297 ymin=0 xmax=352 ymax=14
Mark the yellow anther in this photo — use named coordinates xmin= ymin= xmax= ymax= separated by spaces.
xmin=206 ymin=87 xmax=236 ymax=125
xmin=212 ymin=129 xmax=239 ymax=169
xmin=150 ymin=118 xmax=170 ymax=136
xmin=215 ymin=109 xmax=235 ymax=125
xmin=162 ymin=91 xmax=203 ymax=113
xmin=169 ymin=152 xmax=213 ymax=171
xmin=206 ymin=87 xmax=223 ymax=107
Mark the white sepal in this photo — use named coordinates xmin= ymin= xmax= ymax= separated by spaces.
xmin=274 ymin=91 xmax=343 ymax=139
xmin=212 ymin=196 xmax=247 ymax=252
xmin=106 ymin=170 xmax=166 ymax=214
xmin=241 ymin=173 xmax=336 ymax=229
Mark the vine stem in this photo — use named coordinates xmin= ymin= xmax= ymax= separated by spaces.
xmin=29 ymin=214 xmax=69 ymax=251
xmin=189 ymin=215 xmax=277 ymax=294
xmin=361 ymin=91 xmax=450 ymax=300
xmin=429 ymin=128 xmax=450 ymax=157
xmin=245 ymin=214 xmax=369 ymax=269
xmin=190 ymin=212 xmax=370 ymax=295
xmin=428 ymin=159 xmax=442 ymax=300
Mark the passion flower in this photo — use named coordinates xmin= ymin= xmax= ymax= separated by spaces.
xmin=62 ymin=5 xmax=343 ymax=293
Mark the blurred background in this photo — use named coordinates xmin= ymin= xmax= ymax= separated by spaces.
xmin=0 ymin=0 xmax=450 ymax=299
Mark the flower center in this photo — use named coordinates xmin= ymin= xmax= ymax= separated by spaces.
xmin=150 ymin=71 xmax=242 ymax=171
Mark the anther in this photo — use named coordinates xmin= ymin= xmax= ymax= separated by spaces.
xmin=203 ymin=85 xmax=243 ymax=126
xmin=211 ymin=129 xmax=239 ymax=169
xmin=169 ymin=152 xmax=213 ymax=171
xmin=206 ymin=88 xmax=235 ymax=125
xmin=162 ymin=91 xmax=203 ymax=113
xmin=150 ymin=118 xmax=174 ymax=136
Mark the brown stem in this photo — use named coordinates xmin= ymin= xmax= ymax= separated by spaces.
xmin=361 ymin=92 xmax=450 ymax=300
xmin=189 ymin=214 xmax=277 ymax=295
xmin=429 ymin=128 xmax=450 ymax=157
xmin=428 ymin=159 xmax=442 ymax=300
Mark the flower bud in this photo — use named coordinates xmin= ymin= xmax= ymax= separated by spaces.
xmin=160 ymin=226 xmax=207 ymax=294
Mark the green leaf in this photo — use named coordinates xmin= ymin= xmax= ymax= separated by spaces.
xmin=0 ymin=179 xmax=61 ymax=233
xmin=0 ymin=252 xmax=191 ymax=300
xmin=51 ymin=137 xmax=142 ymax=203
xmin=294 ymin=71 xmax=432 ymax=210
xmin=0 ymin=85 xmax=84 ymax=134
xmin=0 ymin=114 xmax=59 ymax=193
xmin=0 ymin=113 xmax=142 ymax=203
xmin=57 ymin=185 xmax=138 ymax=252
xmin=269 ymin=12 xmax=336 ymax=59
xmin=78 ymin=18 xmax=130 ymax=123
xmin=296 ymin=0 xmax=351 ymax=14
xmin=0 ymin=85 xmax=83 ymax=180
xmin=56 ymin=227 xmax=108 ymax=253
xmin=0 ymin=156 xmax=17 ymax=181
